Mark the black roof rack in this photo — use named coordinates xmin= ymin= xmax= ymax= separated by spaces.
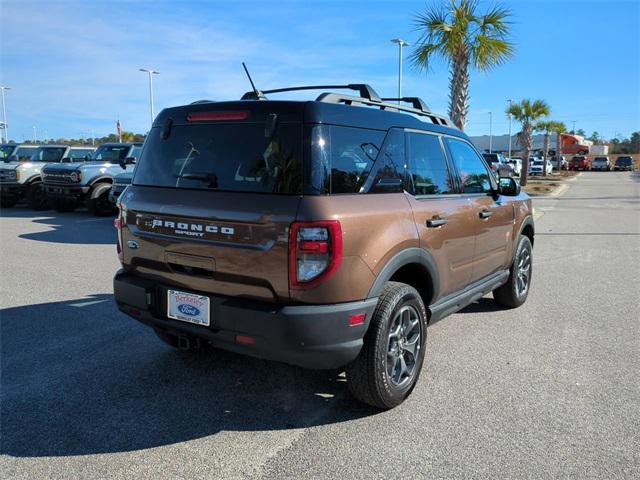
xmin=381 ymin=97 xmax=430 ymax=112
xmin=241 ymin=84 xmax=382 ymax=102
xmin=317 ymin=93 xmax=455 ymax=129
xmin=239 ymin=83 xmax=456 ymax=129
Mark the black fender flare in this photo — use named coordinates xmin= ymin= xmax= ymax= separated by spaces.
xmin=517 ymin=215 xmax=535 ymax=245
xmin=366 ymin=247 xmax=439 ymax=303
xmin=89 ymin=181 xmax=113 ymax=200
xmin=26 ymin=174 xmax=42 ymax=185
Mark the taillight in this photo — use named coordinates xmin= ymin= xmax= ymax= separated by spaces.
xmin=289 ymin=221 xmax=342 ymax=289
xmin=114 ymin=216 xmax=124 ymax=262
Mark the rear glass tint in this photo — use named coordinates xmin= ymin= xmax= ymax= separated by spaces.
xmin=309 ymin=125 xmax=385 ymax=194
xmin=134 ymin=123 xmax=302 ymax=194
xmin=93 ymin=145 xmax=131 ymax=162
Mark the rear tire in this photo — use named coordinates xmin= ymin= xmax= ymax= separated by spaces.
xmin=27 ymin=182 xmax=50 ymax=210
xmin=346 ymin=282 xmax=428 ymax=409
xmin=494 ymin=235 xmax=533 ymax=309
xmin=87 ymin=188 xmax=115 ymax=216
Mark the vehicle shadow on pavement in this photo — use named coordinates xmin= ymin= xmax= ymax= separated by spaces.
xmin=0 ymin=295 xmax=376 ymax=457
xmin=457 ymin=297 xmax=503 ymax=314
xmin=5 ymin=209 xmax=117 ymax=245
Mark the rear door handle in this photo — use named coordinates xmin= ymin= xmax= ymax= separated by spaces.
xmin=479 ymin=210 xmax=493 ymax=219
xmin=426 ymin=218 xmax=448 ymax=228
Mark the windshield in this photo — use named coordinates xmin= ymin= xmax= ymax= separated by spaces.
xmin=69 ymin=149 xmax=94 ymax=160
xmin=616 ymin=158 xmax=632 ymax=165
xmin=0 ymin=145 xmax=15 ymax=160
xmin=92 ymin=145 xmax=131 ymax=162
xmin=14 ymin=147 xmax=37 ymax=161
xmin=134 ymin=123 xmax=303 ymax=194
xmin=594 ymin=157 xmax=607 ymax=162
xmin=30 ymin=147 xmax=67 ymax=162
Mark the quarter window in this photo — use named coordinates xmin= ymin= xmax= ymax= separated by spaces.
xmin=406 ymin=132 xmax=454 ymax=195
xmin=445 ymin=138 xmax=493 ymax=194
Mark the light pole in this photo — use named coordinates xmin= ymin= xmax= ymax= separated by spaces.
xmin=488 ymin=111 xmax=493 ymax=153
xmin=390 ymin=38 xmax=409 ymax=104
xmin=0 ymin=86 xmax=10 ymax=143
xmin=139 ymin=68 xmax=159 ymax=126
xmin=572 ymin=120 xmax=576 ymax=134
xmin=507 ymin=99 xmax=513 ymax=160
xmin=33 ymin=126 xmax=37 ymax=144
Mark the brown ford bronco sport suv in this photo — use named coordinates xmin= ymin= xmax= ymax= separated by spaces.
xmin=113 ymin=84 xmax=534 ymax=409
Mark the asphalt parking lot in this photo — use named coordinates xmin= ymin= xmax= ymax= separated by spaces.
xmin=1 ymin=171 xmax=639 ymax=479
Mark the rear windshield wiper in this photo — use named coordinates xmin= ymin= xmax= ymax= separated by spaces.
xmin=178 ymin=172 xmax=218 ymax=188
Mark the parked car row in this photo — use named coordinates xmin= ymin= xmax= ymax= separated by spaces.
xmin=568 ymin=155 xmax=635 ymax=171
xmin=0 ymin=142 xmax=141 ymax=214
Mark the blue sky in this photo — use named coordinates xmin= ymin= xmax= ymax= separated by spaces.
xmin=1 ymin=0 xmax=638 ymax=141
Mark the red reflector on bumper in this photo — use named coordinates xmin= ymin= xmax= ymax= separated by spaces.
xmin=348 ymin=314 xmax=366 ymax=326
xmin=235 ymin=334 xmax=255 ymax=345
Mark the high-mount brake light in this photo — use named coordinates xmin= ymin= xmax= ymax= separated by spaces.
xmin=186 ymin=111 xmax=250 ymax=122
xmin=289 ymin=220 xmax=342 ymax=289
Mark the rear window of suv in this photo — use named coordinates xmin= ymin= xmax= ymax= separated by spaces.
xmin=134 ymin=123 xmax=303 ymax=194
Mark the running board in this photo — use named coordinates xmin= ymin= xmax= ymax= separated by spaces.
xmin=429 ymin=270 xmax=509 ymax=323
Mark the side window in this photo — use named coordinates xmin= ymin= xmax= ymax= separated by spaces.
xmin=406 ymin=132 xmax=454 ymax=195
xmin=309 ymin=125 xmax=385 ymax=194
xmin=445 ymin=138 xmax=493 ymax=194
xmin=369 ymin=128 xmax=405 ymax=192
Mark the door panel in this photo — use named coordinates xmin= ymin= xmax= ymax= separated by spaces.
xmin=443 ymin=136 xmax=514 ymax=283
xmin=404 ymin=131 xmax=476 ymax=298
xmin=468 ymin=195 xmax=514 ymax=280
xmin=406 ymin=196 xmax=476 ymax=297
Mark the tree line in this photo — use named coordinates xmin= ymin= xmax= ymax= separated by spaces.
xmin=19 ymin=131 xmax=146 ymax=146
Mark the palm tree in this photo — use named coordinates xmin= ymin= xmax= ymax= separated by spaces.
xmin=411 ymin=0 xmax=514 ymax=130
xmin=534 ymin=120 xmax=566 ymax=176
xmin=507 ymin=99 xmax=550 ymax=186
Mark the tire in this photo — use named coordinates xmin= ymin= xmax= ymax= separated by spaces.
xmin=0 ymin=196 xmax=18 ymax=208
xmin=346 ymin=282 xmax=428 ymax=409
xmin=27 ymin=182 xmax=50 ymax=210
xmin=52 ymin=198 xmax=76 ymax=212
xmin=493 ymin=235 xmax=533 ymax=309
xmin=154 ymin=329 xmax=205 ymax=352
xmin=87 ymin=188 xmax=115 ymax=216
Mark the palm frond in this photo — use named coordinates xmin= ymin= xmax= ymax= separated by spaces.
xmin=472 ymin=35 xmax=514 ymax=70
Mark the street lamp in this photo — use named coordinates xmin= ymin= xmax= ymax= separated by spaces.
xmin=139 ymin=68 xmax=160 ymax=126
xmin=0 ymin=86 xmax=11 ymax=143
xmin=488 ymin=111 xmax=493 ymax=153
xmin=390 ymin=38 xmax=409 ymax=104
xmin=507 ymin=99 xmax=513 ymax=160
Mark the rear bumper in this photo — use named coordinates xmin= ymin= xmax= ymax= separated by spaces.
xmin=44 ymin=183 xmax=90 ymax=201
xmin=0 ymin=182 xmax=27 ymax=198
xmin=113 ymin=270 xmax=378 ymax=369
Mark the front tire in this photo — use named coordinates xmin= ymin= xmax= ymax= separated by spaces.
xmin=494 ymin=235 xmax=533 ymax=308
xmin=346 ymin=282 xmax=428 ymax=409
xmin=87 ymin=188 xmax=115 ymax=216
xmin=27 ymin=182 xmax=50 ymax=210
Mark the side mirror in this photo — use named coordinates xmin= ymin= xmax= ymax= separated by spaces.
xmin=61 ymin=157 xmax=72 ymax=163
xmin=120 ymin=157 xmax=136 ymax=169
xmin=84 ymin=154 xmax=92 ymax=161
xmin=498 ymin=176 xmax=521 ymax=196
xmin=372 ymin=177 xmax=404 ymax=193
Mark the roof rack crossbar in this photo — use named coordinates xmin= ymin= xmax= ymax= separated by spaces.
xmin=381 ymin=97 xmax=430 ymax=112
xmin=241 ymin=84 xmax=382 ymax=102
xmin=316 ymin=93 xmax=455 ymax=129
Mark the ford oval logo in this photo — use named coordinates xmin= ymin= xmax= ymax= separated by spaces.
xmin=178 ymin=304 xmax=200 ymax=316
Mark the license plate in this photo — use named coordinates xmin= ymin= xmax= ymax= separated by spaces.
xmin=167 ymin=289 xmax=210 ymax=326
